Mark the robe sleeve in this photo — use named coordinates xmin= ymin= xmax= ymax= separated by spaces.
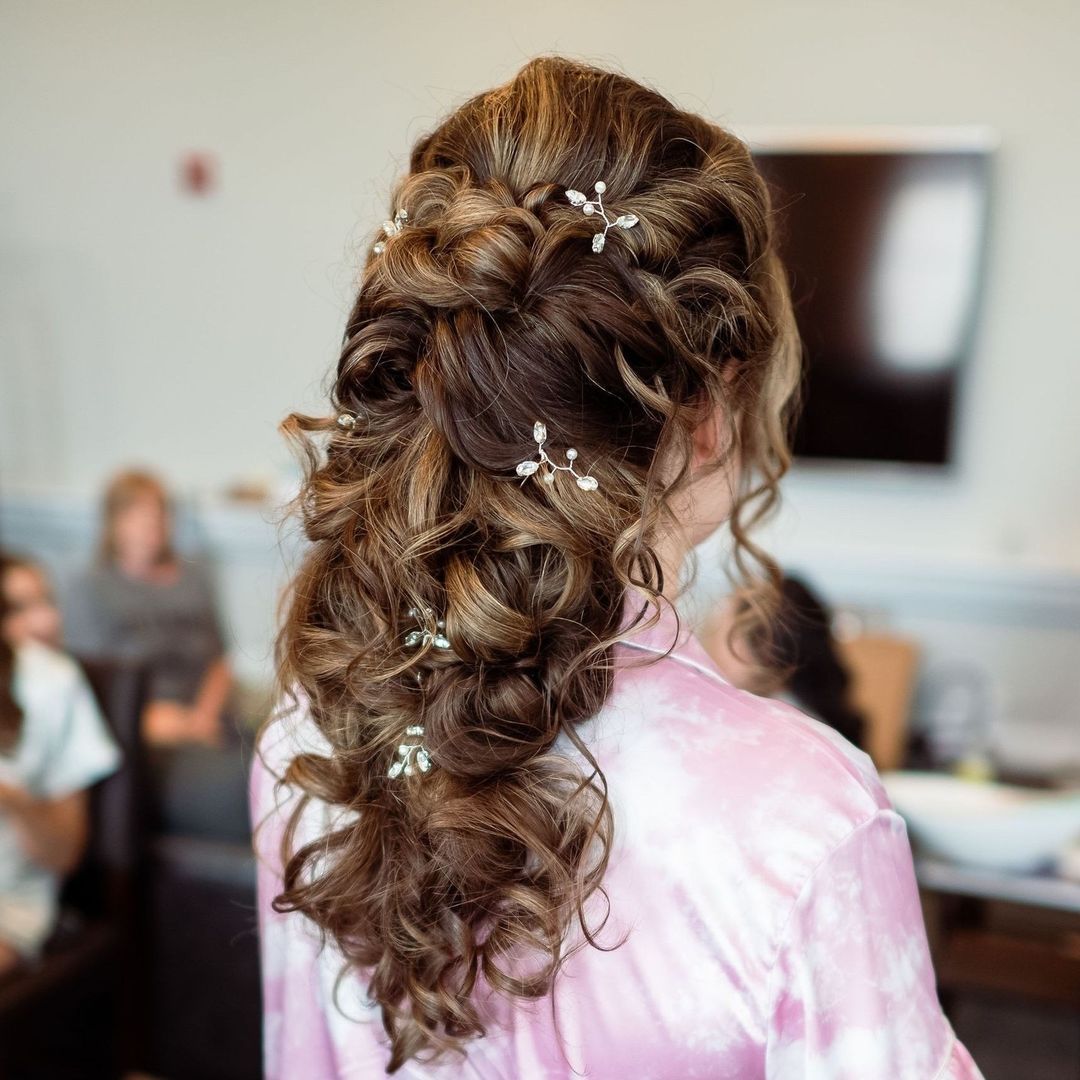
xmin=765 ymin=808 xmax=985 ymax=1079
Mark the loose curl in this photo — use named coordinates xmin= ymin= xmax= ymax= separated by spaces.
xmin=264 ymin=54 xmax=802 ymax=1072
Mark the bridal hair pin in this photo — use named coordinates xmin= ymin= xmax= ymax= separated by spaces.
xmin=565 ymin=180 xmax=639 ymax=254
xmin=373 ymin=207 xmax=408 ymax=255
xmin=515 ymin=421 xmax=599 ymax=491
xmin=404 ymin=605 xmax=452 ymax=650
xmin=373 ymin=184 xmax=637 ymax=260
xmin=388 ymin=721 xmax=432 ymax=778
xmin=388 ymin=628 xmax=442 ymax=779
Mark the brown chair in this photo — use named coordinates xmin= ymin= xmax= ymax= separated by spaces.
xmin=834 ymin=631 xmax=921 ymax=772
xmin=0 ymin=658 xmax=148 ymax=1079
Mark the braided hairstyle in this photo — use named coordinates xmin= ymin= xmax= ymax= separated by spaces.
xmin=267 ymin=54 xmax=801 ymax=1072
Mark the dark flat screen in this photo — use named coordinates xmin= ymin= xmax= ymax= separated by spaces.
xmin=752 ymin=147 xmax=991 ymax=465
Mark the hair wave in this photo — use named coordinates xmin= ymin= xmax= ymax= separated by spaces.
xmin=265 ymin=54 xmax=801 ymax=1072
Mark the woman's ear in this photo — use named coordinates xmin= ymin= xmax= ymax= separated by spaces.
xmin=690 ymin=401 xmax=728 ymax=469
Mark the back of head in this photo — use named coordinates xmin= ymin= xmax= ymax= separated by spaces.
xmin=271 ymin=54 xmax=801 ymax=1071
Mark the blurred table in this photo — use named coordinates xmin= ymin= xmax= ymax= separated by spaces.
xmin=916 ymin=856 xmax=1080 ymax=914
xmin=916 ymin=856 xmax=1080 ymax=1012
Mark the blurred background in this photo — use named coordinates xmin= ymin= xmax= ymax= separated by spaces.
xmin=1 ymin=2 xmax=1078 ymax=1078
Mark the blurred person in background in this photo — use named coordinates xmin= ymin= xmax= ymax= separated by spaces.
xmin=702 ymin=573 xmax=867 ymax=750
xmin=66 ymin=470 xmax=251 ymax=841
xmin=0 ymin=552 xmax=63 ymax=651
xmin=0 ymin=552 xmax=121 ymax=977
xmin=65 ymin=468 xmax=233 ymax=747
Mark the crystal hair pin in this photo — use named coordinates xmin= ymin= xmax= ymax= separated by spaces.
xmin=404 ymin=605 xmax=452 ymax=650
xmin=515 ymin=421 xmax=599 ymax=491
xmin=388 ymin=722 xmax=432 ymax=778
xmin=388 ymin=610 xmax=446 ymax=779
xmin=565 ymin=180 xmax=639 ymax=253
xmin=373 ymin=207 xmax=408 ymax=254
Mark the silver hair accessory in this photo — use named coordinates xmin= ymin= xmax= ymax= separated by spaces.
xmin=565 ymin=180 xmax=639 ymax=253
xmin=515 ymin=421 xmax=599 ymax=491
xmin=336 ymin=411 xmax=357 ymax=430
xmin=388 ymin=609 xmax=449 ymax=779
xmin=388 ymin=720 xmax=432 ymax=778
xmin=373 ymin=207 xmax=408 ymax=255
xmin=404 ymin=605 xmax=452 ymax=650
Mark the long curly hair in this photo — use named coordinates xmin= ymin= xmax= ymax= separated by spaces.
xmin=266 ymin=54 xmax=802 ymax=1072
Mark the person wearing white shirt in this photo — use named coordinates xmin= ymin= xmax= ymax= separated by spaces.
xmin=0 ymin=553 xmax=122 ymax=976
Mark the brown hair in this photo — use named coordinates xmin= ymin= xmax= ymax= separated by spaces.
xmin=97 ymin=469 xmax=176 ymax=567
xmin=0 ymin=552 xmax=34 ymax=752
xmin=266 ymin=54 xmax=801 ymax=1072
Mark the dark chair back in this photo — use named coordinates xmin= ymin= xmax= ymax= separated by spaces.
xmin=57 ymin=658 xmax=147 ymax=923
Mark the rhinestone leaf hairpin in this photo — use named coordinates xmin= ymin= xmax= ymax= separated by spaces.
xmin=404 ymin=605 xmax=452 ymax=650
xmin=388 ymin=609 xmax=447 ymax=780
xmin=515 ymin=421 xmax=599 ymax=491
xmin=565 ymin=180 xmax=639 ymax=253
xmin=388 ymin=723 xmax=432 ymax=778
xmin=373 ymin=207 xmax=408 ymax=255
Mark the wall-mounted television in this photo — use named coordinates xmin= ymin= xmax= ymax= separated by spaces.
xmin=745 ymin=127 xmax=995 ymax=467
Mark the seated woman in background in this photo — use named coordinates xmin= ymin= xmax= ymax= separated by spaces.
xmin=65 ymin=469 xmax=233 ymax=747
xmin=702 ymin=573 xmax=867 ymax=750
xmin=65 ymin=470 xmax=250 ymax=841
xmin=0 ymin=553 xmax=121 ymax=977
xmin=0 ymin=553 xmax=63 ymax=652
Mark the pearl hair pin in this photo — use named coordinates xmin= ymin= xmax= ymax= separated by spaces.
xmin=373 ymin=207 xmax=408 ymax=255
xmin=404 ymin=605 xmax=452 ymax=650
xmin=372 ymin=179 xmax=639 ymax=259
xmin=387 ymin=608 xmax=448 ymax=779
xmin=336 ymin=415 xmax=600 ymax=494
xmin=388 ymin=723 xmax=432 ymax=778
xmin=515 ymin=421 xmax=599 ymax=491
xmin=565 ymin=180 xmax=639 ymax=253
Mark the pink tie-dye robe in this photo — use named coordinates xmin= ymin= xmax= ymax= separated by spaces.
xmin=251 ymin=599 xmax=984 ymax=1078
